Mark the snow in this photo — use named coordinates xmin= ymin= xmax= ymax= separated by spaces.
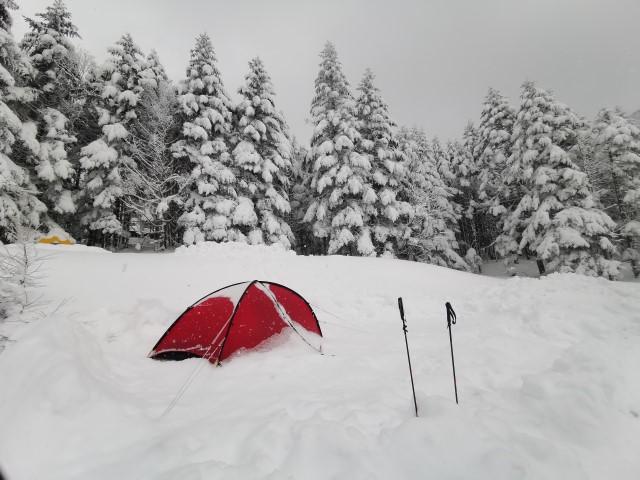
xmin=0 ymin=243 xmax=639 ymax=479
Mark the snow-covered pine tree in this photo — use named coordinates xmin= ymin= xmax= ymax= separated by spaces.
xmin=139 ymin=49 xmax=168 ymax=88
xmin=21 ymin=0 xmax=80 ymax=220
xmin=288 ymin=137 xmax=314 ymax=251
xmin=172 ymin=33 xmax=236 ymax=245
xmin=450 ymin=121 xmax=482 ymax=268
xmin=0 ymin=0 xmax=45 ymax=239
xmin=395 ymin=126 xmax=467 ymax=269
xmin=231 ymin=57 xmax=294 ymax=248
xmin=433 ymin=136 xmax=456 ymax=192
xmin=497 ymin=81 xmax=620 ymax=278
xmin=592 ymin=107 xmax=640 ymax=277
xmin=78 ymin=33 xmax=146 ymax=247
xmin=354 ymin=68 xmax=404 ymax=255
xmin=474 ymin=87 xmax=517 ymax=256
xmin=304 ymin=42 xmax=374 ymax=256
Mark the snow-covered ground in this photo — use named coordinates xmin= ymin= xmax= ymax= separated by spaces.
xmin=1 ymin=243 xmax=639 ymax=480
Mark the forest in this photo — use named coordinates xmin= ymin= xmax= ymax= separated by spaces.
xmin=1 ymin=0 xmax=639 ymax=280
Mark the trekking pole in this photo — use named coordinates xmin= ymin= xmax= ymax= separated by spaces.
xmin=397 ymin=297 xmax=418 ymax=417
xmin=445 ymin=302 xmax=459 ymax=404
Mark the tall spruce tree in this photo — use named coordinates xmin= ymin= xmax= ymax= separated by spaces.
xmin=232 ymin=57 xmax=294 ymax=248
xmin=474 ymin=88 xmax=517 ymax=256
xmin=21 ymin=0 xmax=80 ymax=220
xmin=140 ymin=49 xmax=168 ymax=88
xmin=354 ymin=68 xmax=404 ymax=255
xmin=450 ymin=121 xmax=481 ymax=265
xmin=497 ymin=81 xmax=620 ymax=278
xmin=172 ymin=33 xmax=236 ymax=245
xmin=288 ymin=135 xmax=314 ymax=253
xmin=304 ymin=42 xmax=374 ymax=256
xmin=0 ymin=0 xmax=45 ymax=239
xmin=78 ymin=33 xmax=147 ymax=247
xmin=591 ymin=107 xmax=640 ymax=277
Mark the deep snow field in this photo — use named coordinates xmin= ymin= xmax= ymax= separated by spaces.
xmin=1 ymin=242 xmax=639 ymax=480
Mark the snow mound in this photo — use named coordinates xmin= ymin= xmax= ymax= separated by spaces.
xmin=0 ymin=247 xmax=639 ymax=480
xmin=175 ymin=240 xmax=296 ymax=258
xmin=36 ymin=244 xmax=110 ymax=253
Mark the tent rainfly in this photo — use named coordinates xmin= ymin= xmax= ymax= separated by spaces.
xmin=149 ymin=280 xmax=322 ymax=365
xmin=37 ymin=227 xmax=74 ymax=245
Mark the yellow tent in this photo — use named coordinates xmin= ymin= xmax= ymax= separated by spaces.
xmin=37 ymin=228 xmax=75 ymax=245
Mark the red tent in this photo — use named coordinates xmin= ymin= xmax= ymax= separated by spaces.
xmin=149 ymin=280 xmax=322 ymax=365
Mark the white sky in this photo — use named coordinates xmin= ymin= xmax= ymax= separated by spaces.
xmin=13 ymin=0 xmax=640 ymax=144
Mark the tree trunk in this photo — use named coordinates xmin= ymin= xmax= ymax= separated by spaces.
xmin=536 ymin=259 xmax=546 ymax=275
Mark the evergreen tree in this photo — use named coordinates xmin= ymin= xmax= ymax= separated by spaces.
xmin=497 ymin=81 xmax=620 ymax=278
xmin=304 ymin=42 xmax=374 ymax=256
xmin=354 ymin=68 xmax=404 ymax=255
xmin=0 ymin=0 xmax=45 ymax=239
xmin=140 ymin=49 xmax=168 ymax=87
xmin=450 ymin=121 xmax=481 ymax=265
xmin=433 ymin=136 xmax=456 ymax=192
xmin=395 ymin=126 xmax=467 ymax=269
xmin=172 ymin=33 xmax=236 ymax=245
xmin=21 ymin=0 xmax=80 ymax=219
xmin=287 ymin=130 xmax=318 ymax=254
xmin=474 ymin=88 xmax=517 ymax=256
xmin=232 ymin=57 xmax=294 ymax=248
xmin=78 ymin=34 xmax=147 ymax=246
xmin=592 ymin=107 xmax=640 ymax=277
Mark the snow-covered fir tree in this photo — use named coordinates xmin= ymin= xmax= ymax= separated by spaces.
xmin=450 ymin=121 xmax=481 ymax=266
xmin=140 ymin=49 xmax=168 ymax=88
xmin=497 ymin=81 xmax=620 ymax=278
xmin=433 ymin=136 xmax=456 ymax=193
xmin=591 ymin=107 xmax=640 ymax=277
xmin=0 ymin=0 xmax=45 ymax=239
xmin=354 ymin=68 xmax=404 ymax=255
xmin=287 ymin=135 xmax=314 ymax=253
xmin=395 ymin=126 xmax=467 ymax=270
xmin=232 ymin=57 xmax=294 ymax=248
xmin=304 ymin=42 xmax=375 ymax=256
xmin=172 ymin=33 xmax=236 ymax=245
xmin=79 ymin=33 xmax=147 ymax=246
xmin=21 ymin=0 xmax=80 ymax=219
xmin=474 ymin=87 xmax=517 ymax=255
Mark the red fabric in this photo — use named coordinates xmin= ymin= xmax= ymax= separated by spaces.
xmin=150 ymin=281 xmax=321 ymax=365
xmin=268 ymin=284 xmax=321 ymax=336
xmin=219 ymin=283 xmax=288 ymax=360
xmin=152 ymin=296 xmax=234 ymax=362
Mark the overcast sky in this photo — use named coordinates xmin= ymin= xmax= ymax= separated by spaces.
xmin=13 ymin=0 xmax=640 ymax=143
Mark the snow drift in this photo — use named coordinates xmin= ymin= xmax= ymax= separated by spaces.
xmin=0 ymin=242 xmax=639 ymax=480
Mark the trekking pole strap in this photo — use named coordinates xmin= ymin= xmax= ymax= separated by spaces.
xmin=446 ymin=302 xmax=456 ymax=328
